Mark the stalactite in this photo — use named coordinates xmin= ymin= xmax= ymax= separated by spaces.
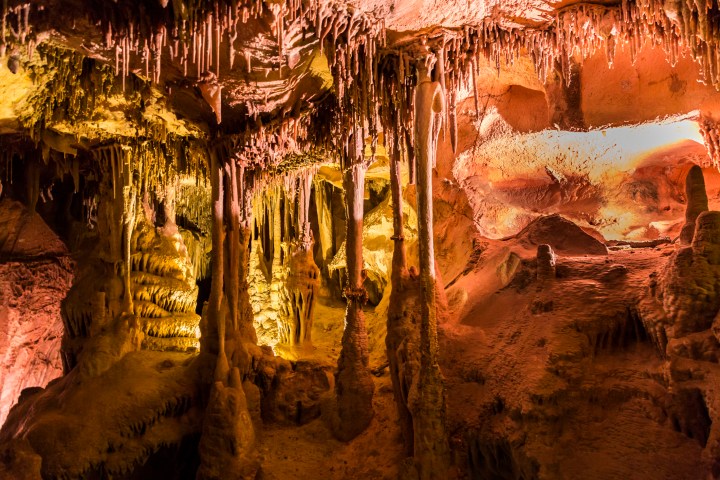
xmin=121 ymin=147 xmax=137 ymax=314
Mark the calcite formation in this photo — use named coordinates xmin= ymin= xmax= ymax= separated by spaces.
xmin=0 ymin=0 xmax=719 ymax=479
xmin=536 ymin=244 xmax=556 ymax=281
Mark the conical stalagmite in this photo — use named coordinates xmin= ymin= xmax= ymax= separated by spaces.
xmin=680 ymin=165 xmax=709 ymax=245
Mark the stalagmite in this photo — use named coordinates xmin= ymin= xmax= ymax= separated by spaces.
xmin=537 ymin=244 xmax=557 ymax=281
xmin=680 ymin=165 xmax=709 ymax=245
xmin=333 ymin=131 xmax=374 ymax=442
xmin=410 ymin=61 xmax=451 ymax=479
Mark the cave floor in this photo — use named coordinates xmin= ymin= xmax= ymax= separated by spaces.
xmin=258 ymin=375 xmax=404 ymax=480
xmin=259 ymin=243 xmax=706 ymax=479
xmin=440 ymin=244 xmax=706 ymax=479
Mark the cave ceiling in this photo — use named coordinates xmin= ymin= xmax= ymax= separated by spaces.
xmin=0 ymin=0 xmax=716 ymax=178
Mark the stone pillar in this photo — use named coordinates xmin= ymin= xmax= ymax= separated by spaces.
xmin=545 ymin=57 xmax=585 ymax=130
xmin=412 ymin=62 xmax=451 ymax=479
xmin=203 ymin=149 xmax=225 ymax=358
xmin=680 ymin=165 xmax=709 ymax=245
xmin=197 ymin=152 xmax=259 ymax=480
xmin=386 ymin=136 xmax=417 ymax=457
xmin=536 ymin=244 xmax=557 ymax=281
xmin=334 ymin=132 xmax=374 ymax=441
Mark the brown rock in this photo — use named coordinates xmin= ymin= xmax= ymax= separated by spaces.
xmin=679 ymin=165 xmax=709 ymax=245
xmin=512 ymin=214 xmax=608 ymax=256
xmin=536 ymin=244 xmax=556 ymax=281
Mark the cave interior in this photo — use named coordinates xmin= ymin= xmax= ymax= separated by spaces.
xmin=2 ymin=0 xmax=720 ymax=479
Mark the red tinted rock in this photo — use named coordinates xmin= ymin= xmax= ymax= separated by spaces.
xmin=511 ymin=214 xmax=608 ymax=256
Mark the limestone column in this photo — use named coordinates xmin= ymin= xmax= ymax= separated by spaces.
xmin=121 ymin=147 xmax=136 ymax=315
xmin=225 ymin=160 xmax=241 ymax=333
xmin=545 ymin=57 xmax=584 ymax=130
xmin=197 ymin=151 xmax=259 ymax=480
xmin=386 ymin=134 xmax=416 ymax=456
xmin=390 ymin=141 xmax=407 ymax=272
xmin=412 ymin=62 xmax=451 ymax=479
xmin=237 ymin=163 xmax=258 ymax=343
xmin=334 ymin=131 xmax=374 ymax=441
xmin=203 ymin=149 xmax=225 ymax=360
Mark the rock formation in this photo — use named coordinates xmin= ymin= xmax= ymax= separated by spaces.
xmin=333 ymin=135 xmax=375 ymax=442
xmin=536 ymin=244 xmax=556 ymax=281
xmin=679 ymin=165 xmax=709 ymax=245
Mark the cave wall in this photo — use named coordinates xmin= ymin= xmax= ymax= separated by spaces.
xmin=0 ymin=199 xmax=72 ymax=426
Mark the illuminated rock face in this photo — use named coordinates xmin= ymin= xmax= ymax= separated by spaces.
xmin=0 ymin=200 xmax=71 ymax=426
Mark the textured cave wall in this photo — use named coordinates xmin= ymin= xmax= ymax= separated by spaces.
xmin=0 ymin=199 xmax=72 ymax=426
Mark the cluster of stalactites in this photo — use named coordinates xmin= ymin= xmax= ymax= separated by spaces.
xmin=251 ymin=164 xmax=317 ymax=252
xmin=437 ymin=0 xmax=720 ymax=91
xmin=366 ymin=0 xmax=720 ymax=171
xmin=0 ymin=3 xmax=34 ymax=60
xmin=324 ymin=5 xmax=385 ymax=169
xmin=91 ymin=140 xmax=204 ymax=201
xmin=0 ymin=137 xmax=81 ymax=197
xmin=96 ymin=0 xmax=386 ymax=92
xmin=215 ymin=100 xmax=334 ymax=177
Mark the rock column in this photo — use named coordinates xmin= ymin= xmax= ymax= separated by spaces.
xmin=386 ymin=136 xmax=418 ymax=457
xmin=196 ymin=150 xmax=259 ymax=480
xmin=334 ymin=131 xmax=375 ymax=441
xmin=680 ymin=165 xmax=709 ymax=245
xmin=411 ymin=62 xmax=451 ymax=479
